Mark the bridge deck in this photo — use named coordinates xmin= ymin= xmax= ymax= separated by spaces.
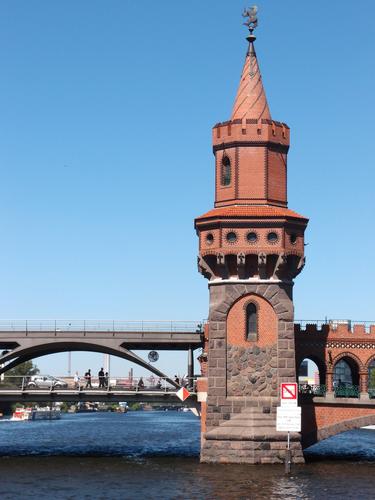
xmin=0 ymin=320 xmax=204 ymax=350
xmin=0 ymin=389 xmax=198 ymax=404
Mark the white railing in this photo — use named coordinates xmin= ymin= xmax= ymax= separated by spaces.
xmin=0 ymin=375 xmax=198 ymax=393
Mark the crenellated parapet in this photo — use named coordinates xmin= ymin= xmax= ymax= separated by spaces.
xmin=295 ymin=321 xmax=375 ymax=391
xmin=295 ymin=322 xmax=375 ymax=338
xmin=213 ymin=119 xmax=290 ymax=151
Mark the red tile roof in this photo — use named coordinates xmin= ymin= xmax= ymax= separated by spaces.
xmin=196 ymin=205 xmax=308 ymax=221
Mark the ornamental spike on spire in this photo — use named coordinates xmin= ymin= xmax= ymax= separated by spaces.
xmin=231 ymin=6 xmax=271 ymax=122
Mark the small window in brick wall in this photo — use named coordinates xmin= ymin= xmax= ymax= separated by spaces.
xmin=221 ymin=156 xmax=231 ymax=186
xmin=246 ymin=303 xmax=258 ymax=341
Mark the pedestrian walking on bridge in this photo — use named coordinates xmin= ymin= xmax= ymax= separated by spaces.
xmin=98 ymin=368 xmax=105 ymax=388
xmin=85 ymin=369 xmax=92 ymax=389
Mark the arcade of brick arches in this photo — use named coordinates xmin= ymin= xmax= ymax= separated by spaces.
xmin=194 ymin=14 xmax=375 ymax=464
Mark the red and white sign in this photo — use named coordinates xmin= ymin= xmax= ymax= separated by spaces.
xmin=280 ymin=383 xmax=298 ymax=407
xmin=176 ymin=387 xmax=190 ymax=402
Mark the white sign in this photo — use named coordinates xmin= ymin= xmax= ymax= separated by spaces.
xmin=276 ymin=406 xmax=301 ymax=432
xmin=280 ymin=382 xmax=298 ymax=407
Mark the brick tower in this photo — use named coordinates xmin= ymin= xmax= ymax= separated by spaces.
xmin=195 ymin=9 xmax=308 ymax=464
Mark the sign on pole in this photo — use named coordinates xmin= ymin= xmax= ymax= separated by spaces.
xmin=176 ymin=387 xmax=190 ymax=402
xmin=280 ymin=383 xmax=298 ymax=407
xmin=276 ymin=406 xmax=301 ymax=432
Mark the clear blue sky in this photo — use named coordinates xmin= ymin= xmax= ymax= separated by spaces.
xmin=0 ymin=1 xmax=374 ymax=377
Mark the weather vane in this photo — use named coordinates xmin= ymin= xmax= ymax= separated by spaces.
xmin=242 ymin=5 xmax=258 ymax=40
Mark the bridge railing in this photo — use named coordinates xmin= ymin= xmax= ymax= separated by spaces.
xmin=298 ymin=384 xmax=327 ymax=397
xmin=298 ymin=384 xmax=365 ymax=399
xmin=0 ymin=320 xmax=204 ymax=333
xmin=0 ymin=375 xmax=198 ymax=393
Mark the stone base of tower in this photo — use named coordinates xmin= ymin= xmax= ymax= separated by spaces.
xmin=200 ymin=400 xmax=304 ymax=464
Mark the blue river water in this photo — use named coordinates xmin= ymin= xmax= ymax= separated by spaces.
xmin=0 ymin=412 xmax=375 ymax=499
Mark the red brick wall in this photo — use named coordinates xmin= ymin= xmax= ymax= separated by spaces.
xmin=227 ymin=293 xmax=277 ymax=348
xmin=301 ymin=402 xmax=375 ymax=447
xmin=295 ymin=323 xmax=375 ymax=374
xmin=267 ymin=150 xmax=287 ymax=204
xmin=237 ymin=148 xmax=267 ymax=202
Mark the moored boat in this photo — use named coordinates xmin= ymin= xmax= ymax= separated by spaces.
xmin=11 ymin=407 xmax=61 ymax=421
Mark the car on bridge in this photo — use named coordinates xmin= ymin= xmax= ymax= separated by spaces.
xmin=26 ymin=375 xmax=68 ymax=390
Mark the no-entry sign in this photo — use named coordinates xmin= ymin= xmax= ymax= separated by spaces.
xmin=280 ymin=383 xmax=298 ymax=407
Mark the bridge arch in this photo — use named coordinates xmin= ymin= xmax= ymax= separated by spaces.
xmin=303 ymin=412 xmax=375 ymax=449
xmin=0 ymin=340 xmax=177 ymax=386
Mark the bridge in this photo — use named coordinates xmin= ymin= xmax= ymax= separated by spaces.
xmin=0 ymin=374 xmax=199 ymax=406
xmin=0 ymin=320 xmax=204 ymax=386
xmin=295 ymin=320 xmax=375 ymax=449
xmin=1 ymin=316 xmax=375 ymax=462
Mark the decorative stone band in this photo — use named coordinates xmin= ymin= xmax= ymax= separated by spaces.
xmin=197 ymin=253 xmax=305 ymax=282
xmin=297 ymin=340 xmax=375 ymax=350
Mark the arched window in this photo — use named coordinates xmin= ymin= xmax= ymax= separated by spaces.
xmin=221 ymin=156 xmax=231 ymax=186
xmin=246 ymin=303 xmax=257 ymax=341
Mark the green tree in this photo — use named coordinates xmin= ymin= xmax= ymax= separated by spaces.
xmin=4 ymin=361 xmax=39 ymax=387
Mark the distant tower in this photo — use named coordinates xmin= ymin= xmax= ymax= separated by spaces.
xmin=195 ymin=8 xmax=308 ymax=464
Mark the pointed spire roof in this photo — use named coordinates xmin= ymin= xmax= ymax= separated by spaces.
xmin=231 ymin=40 xmax=271 ymax=122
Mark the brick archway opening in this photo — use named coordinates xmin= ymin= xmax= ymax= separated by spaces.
xmin=333 ymin=355 xmax=360 ymax=388
xmin=297 ymin=356 xmax=326 ymax=387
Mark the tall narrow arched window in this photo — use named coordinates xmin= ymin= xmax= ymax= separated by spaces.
xmin=246 ymin=303 xmax=258 ymax=341
xmin=221 ymin=156 xmax=231 ymax=186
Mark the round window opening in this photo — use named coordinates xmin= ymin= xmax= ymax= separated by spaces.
xmin=226 ymin=232 xmax=237 ymax=243
xmin=206 ymin=233 xmax=214 ymax=245
xmin=247 ymin=232 xmax=258 ymax=243
xmin=290 ymin=233 xmax=297 ymax=244
xmin=267 ymin=232 xmax=278 ymax=243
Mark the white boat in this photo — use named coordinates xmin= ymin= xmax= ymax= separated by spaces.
xmin=11 ymin=407 xmax=61 ymax=421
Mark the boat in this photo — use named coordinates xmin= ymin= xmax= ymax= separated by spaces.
xmin=11 ymin=407 xmax=61 ymax=421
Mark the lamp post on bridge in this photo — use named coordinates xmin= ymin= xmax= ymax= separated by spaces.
xmin=188 ymin=347 xmax=194 ymax=389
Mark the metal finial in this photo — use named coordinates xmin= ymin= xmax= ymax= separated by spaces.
xmin=242 ymin=5 xmax=258 ymax=42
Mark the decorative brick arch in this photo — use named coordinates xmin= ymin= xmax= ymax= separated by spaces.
xmin=365 ymin=353 xmax=375 ymax=370
xmin=332 ymin=351 xmax=364 ymax=372
xmin=225 ymin=290 xmax=279 ymax=398
xmin=226 ymin=292 xmax=277 ymax=347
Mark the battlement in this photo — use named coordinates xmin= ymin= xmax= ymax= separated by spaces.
xmin=212 ymin=119 xmax=290 ymax=149
xmin=295 ymin=321 xmax=375 ymax=338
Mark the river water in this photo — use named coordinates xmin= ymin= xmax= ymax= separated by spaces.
xmin=0 ymin=412 xmax=375 ymax=499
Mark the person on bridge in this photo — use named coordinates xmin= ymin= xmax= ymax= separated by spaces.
xmin=84 ymin=369 xmax=92 ymax=389
xmin=137 ymin=377 xmax=144 ymax=390
xmin=98 ymin=368 xmax=105 ymax=388
xmin=74 ymin=371 xmax=80 ymax=390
